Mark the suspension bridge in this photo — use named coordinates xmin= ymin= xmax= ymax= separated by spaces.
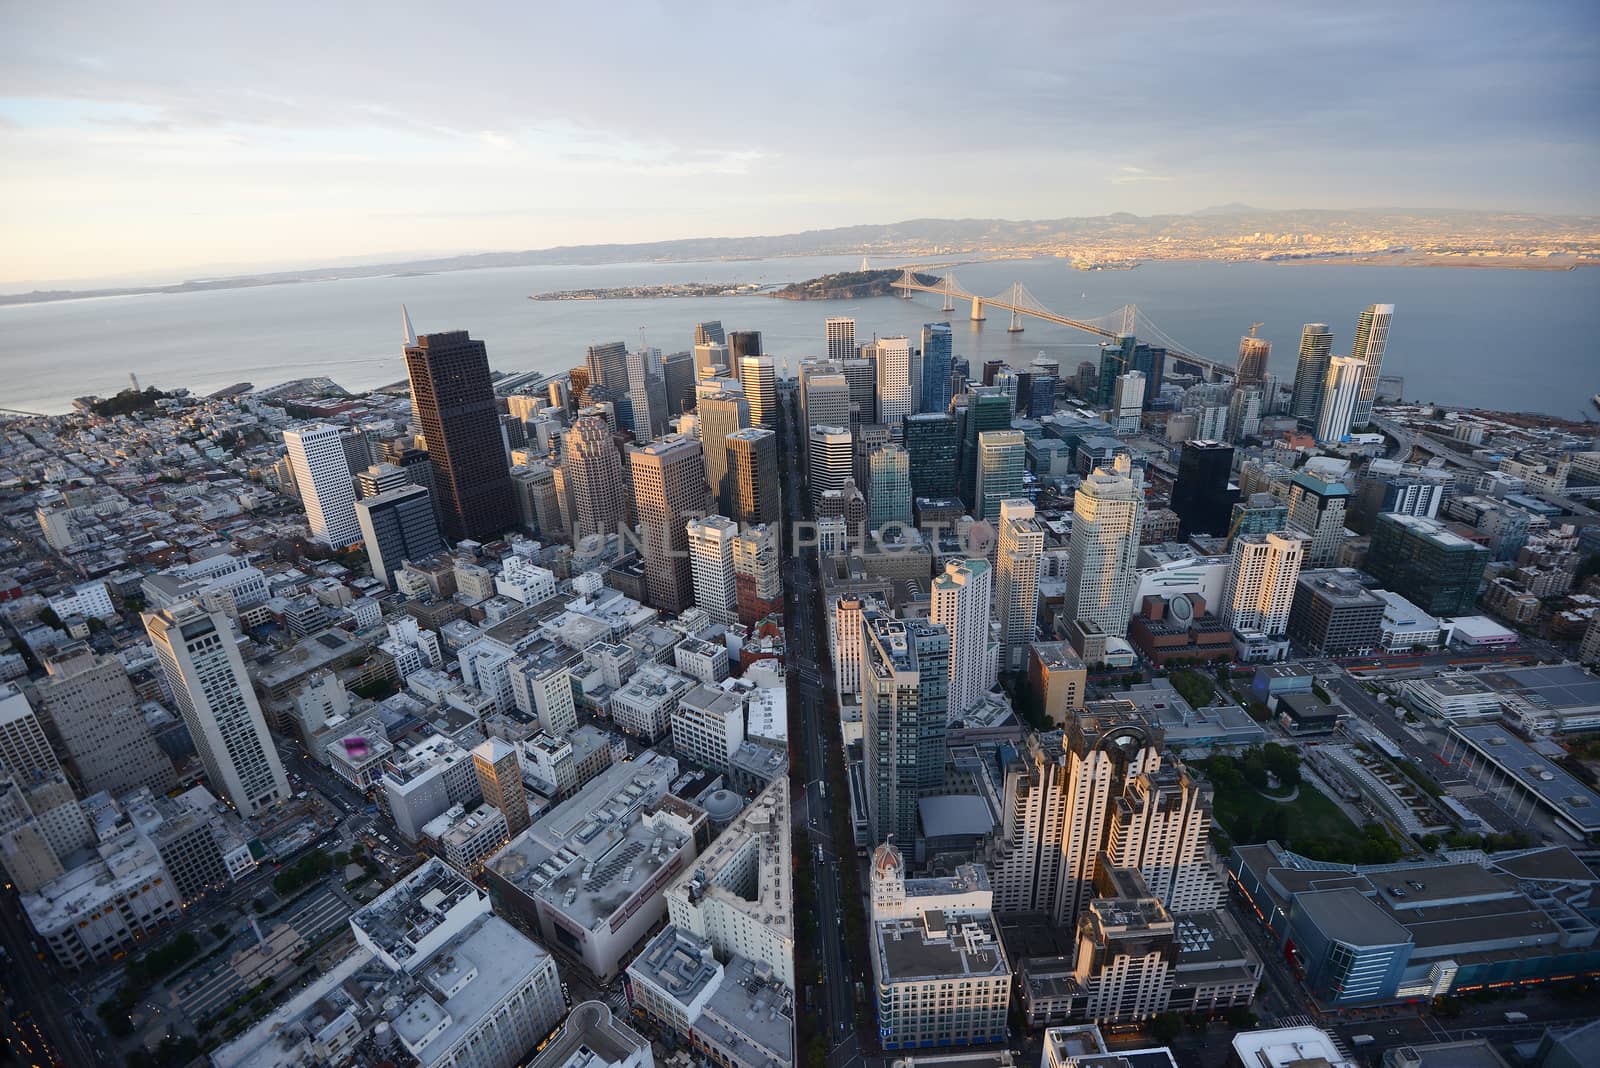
xmin=891 ymin=268 xmax=1237 ymax=381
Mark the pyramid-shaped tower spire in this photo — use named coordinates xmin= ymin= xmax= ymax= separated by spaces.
xmin=401 ymin=304 xmax=417 ymax=347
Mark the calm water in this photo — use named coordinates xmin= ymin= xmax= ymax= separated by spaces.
xmin=2 ymin=256 xmax=1596 ymax=417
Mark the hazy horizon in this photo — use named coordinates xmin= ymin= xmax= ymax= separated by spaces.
xmin=4 ymin=1 xmax=1597 ymax=287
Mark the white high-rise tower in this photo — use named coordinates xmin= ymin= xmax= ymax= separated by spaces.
xmin=282 ymin=424 xmax=361 ymax=547
xmin=932 ymin=558 xmax=993 ymax=714
xmin=1350 ymin=303 xmax=1395 ymax=427
xmin=737 ymin=354 xmax=776 ymax=428
xmin=875 ymin=336 xmax=914 ymax=432
xmin=1220 ymin=530 xmax=1306 ymax=636
xmin=996 ymin=499 xmax=1045 ymax=672
xmin=144 ymin=603 xmax=289 ymax=816
xmin=1315 ymin=355 xmax=1365 ymax=445
xmin=687 ymin=515 xmax=739 ymax=626
xmin=1063 ymin=456 xmax=1145 ymax=637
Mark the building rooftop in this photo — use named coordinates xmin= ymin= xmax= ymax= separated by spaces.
xmin=1231 ymin=1026 xmax=1354 ymax=1068
xmin=487 ymin=752 xmax=691 ymax=929
xmin=527 ymin=1001 xmax=651 ymax=1068
xmin=630 ymin=924 xmax=721 ymax=1003
xmin=350 ymin=858 xmax=487 ymax=969
xmin=1296 ymin=569 xmax=1384 ymax=608
xmin=694 ymin=954 xmax=794 ymax=1068
xmin=392 ymin=914 xmax=554 ymax=1067
xmin=1292 ymin=887 xmax=1412 ymax=947
xmin=670 ymin=776 xmax=791 ymax=940
xmin=875 ymin=914 xmax=1009 ymax=983
xmin=918 ymin=794 xmax=997 ymax=839
xmin=1452 ymin=724 xmax=1600 ymax=833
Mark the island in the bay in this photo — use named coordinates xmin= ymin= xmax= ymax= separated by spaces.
xmin=529 ymin=281 xmax=762 ymax=300
xmin=767 ymin=269 xmax=940 ymax=301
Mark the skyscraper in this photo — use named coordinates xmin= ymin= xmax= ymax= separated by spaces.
xmin=920 ymin=322 xmax=954 ymax=414
xmin=630 ymin=435 xmax=714 ymax=615
xmin=473 ymin=736 xmax=530 ymax=838
xmin=694 ymin=320 xmax=726 ymax=347
xmin=585 ymin=340 xmax=631 ymax=393
xmin=875 ymin=336 xmax=914 ymax=431
xmin=357 ymin=462 xmax=411 ymax=499
xmin=693 ymin=341 xmax=730 ymax=380
xmin=625 ymin=347 xmax=666 ymax=442
xmin=737 ymin=354 xmax=776 ymax=428
xmin=901 ymin=412 xmax=960 ymax=502
xmin=145 ymin=603 xmax=290 ymax=816
xmin=985 ymin=711 xmax=1192 ymax=929
xmin=799 ymin=363 xmax=851 ymax=438
xmin=1350 ymin=303 xmax=1395 ymax=427
xmin=562 ymin=414 xmax=627 ymax=546
xmin=283 ymin=424 xmax=362 ymax=547
xmin=808 ymin=425 xmax=854 ymax=513
xmin=975 ymin=429 xmax=1027 ymax=521
xmin=867 ymin=444 xmax=913 ymax=532
xmin=662 ymin=350 xmax=697 ymax=421
xmin=1170 ymin=440 xmax=1236 ymax=538
xmin=695 ymin=381 xmax=750 ymax=515
xmin=1112 ymin=371 xmax=1145 ymax=433
xmin=1097 ymin=336 xmax=1165 ymax=407
xmin=725 ymin=427 xmax=781 ymax=527
xmin=1063 ymin=456 xmax=1145 ymax=637
xmin=733 ymin=523 xmax=783 ymax=624
xmin=728 ymin=330 xmax=762 ymax=360
xmin=404 ymin=328 xmax=516 ymax=541
xmin=34 ymin=646 xmax=173 ymax=796
xmin=1226 ymin=387 xmax=1263 ymax=443
xmin=1365 ymin=513 xmax=1491 ymax=617
xmin=825 ymin=317 xmax=856 ymax=363
xmin=1220 ymin=531 xmax=1306 ymax=636
xmin=828 ymin=357 xmax=866 ymax=423
xmin=356 ymin=484 xmax=445 ymax=588
xmin=1235 ymin=334 xmax=1271 ymax=387
xmin=996 ymin=500 xmax=1045 ymax=672
xmin=1315 ymin=355 xmax=1366 ymax=444
xmin=1286 ymin=472 xmax=1350 ymax=569
xmin=861 ymin=613 xmax=949 ymax=844
xmin=960 ymin=387 xmax=1013 ymax=511
xmin=687 ymin=515 xmax=739 ymax=626
xmin=932 ymin=559 xmax=993 ymax=715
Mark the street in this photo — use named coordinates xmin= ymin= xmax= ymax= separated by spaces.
xmin=781 ymin=396 xmax=869 ymax=1068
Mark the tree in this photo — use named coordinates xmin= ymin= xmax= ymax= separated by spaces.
xmin=1151 ymin=1012 xmax=1183 ymax=1044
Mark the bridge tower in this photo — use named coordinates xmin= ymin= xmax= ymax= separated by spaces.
xmin=970 ymin=298 xmax=985 ymax=322
xmin=1006 ymin=282 xmax=1025 ymax=333
xmin=941 ymin=274 xmax=955 ymax=313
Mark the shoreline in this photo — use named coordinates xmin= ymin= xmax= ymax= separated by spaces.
xmin=3 ymin=250 xmax=1594 ymax=309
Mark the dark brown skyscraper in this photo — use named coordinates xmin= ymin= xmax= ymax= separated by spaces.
xmin=726 ymin=427 xmax=781 ymax=527
xmin=630 ymin=435 xmax=713 ymax=614
xmin=728 ymin=330 xmax=763 ymax=360
xmin=403 ymin=325 xmax=515 ymax=542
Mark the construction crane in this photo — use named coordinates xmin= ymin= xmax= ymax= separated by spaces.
xmin=1247 ymin=322 xmax=1265 ymax=337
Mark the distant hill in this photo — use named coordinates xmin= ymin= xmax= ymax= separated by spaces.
xmin=4 ymin=207 xmax=1595 ymax=306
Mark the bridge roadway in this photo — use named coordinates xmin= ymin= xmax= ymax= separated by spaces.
xmin=891 ymin=273 xmax=1238 ymax=380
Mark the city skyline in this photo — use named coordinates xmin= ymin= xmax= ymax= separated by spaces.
xmin=3 ymin=2 xmax=1598 ymax=285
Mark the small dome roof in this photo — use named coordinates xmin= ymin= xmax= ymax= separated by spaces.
xmin=872 ymin=841 xmax=904 ymax=878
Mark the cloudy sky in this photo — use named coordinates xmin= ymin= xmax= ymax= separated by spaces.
xmin=3 ymin=1 xmax=1596 ymax=286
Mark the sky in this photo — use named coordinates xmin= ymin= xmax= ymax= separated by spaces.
xmin=2 ymin=1 xmax=1597 ymax=287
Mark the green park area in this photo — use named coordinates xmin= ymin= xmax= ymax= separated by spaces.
xmin=1200 ymin=745 xmax=1402 ymax=865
